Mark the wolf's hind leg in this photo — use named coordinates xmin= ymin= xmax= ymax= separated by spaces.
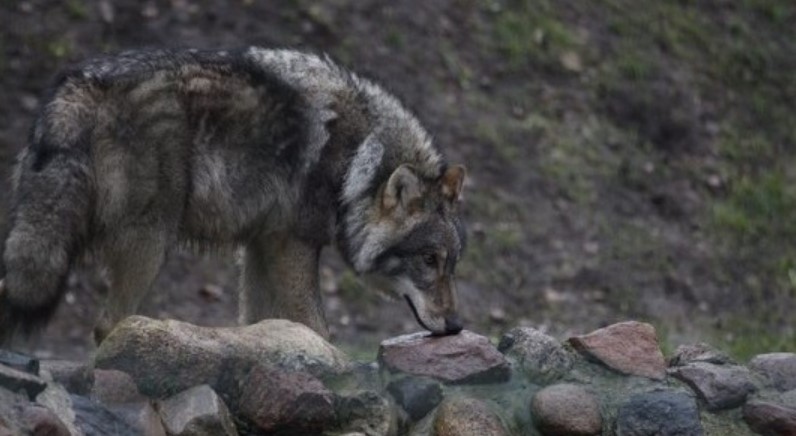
xmin=94 ymin=230 xmax=167 ymax=343
xmin=239 ymin=234 xmax=328 ymax=338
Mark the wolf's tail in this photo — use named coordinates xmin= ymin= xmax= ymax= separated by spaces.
xmin=0 ymin=90 xmax=95 ymax=344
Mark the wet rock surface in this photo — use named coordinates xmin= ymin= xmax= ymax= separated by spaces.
xmin=671 ymin=362 xmax=756 ymax=411
xmin=379 ymin=330 xmax=510 ymax=384
xmin=531 ymin=383 xmax=602 ymax=436
xmin=568 ymin=321 xmax=666 ymax=380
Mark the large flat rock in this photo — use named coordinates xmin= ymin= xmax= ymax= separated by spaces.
xmin=94 ymin=316 xmax=350 ymax=399
xmin=568 ymin=321 xmax=666 ymax=380
xmin=378 ymin=331 xmax=510 ymax=384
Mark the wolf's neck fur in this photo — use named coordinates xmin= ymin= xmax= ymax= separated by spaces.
xmin=247 ymin=48 xmax=443 ymax=271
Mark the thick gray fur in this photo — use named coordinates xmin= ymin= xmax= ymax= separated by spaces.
xmin=0 ymin=47 xmax=467 ymax=343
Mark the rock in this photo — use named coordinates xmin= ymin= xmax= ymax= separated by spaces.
xmin=36 ymin=383 xmax=80 ymax=436
xmin=40 ymin=360 xmax=93 ymax=395
xmin=750 ymin=353 xmax=796 ymax=392
xmin=498 ymin=327 xmax=573 ymax=383
xmin=0 ymin=350 xmax=39 ymax=375
xmin=0 ymin=418 xmax=12 ymax=436
xmin=20 ymin=404 xmax=70 ymax=436
xmin=91 ymin=369 xmax=146 ymax=404
xmin=71 ymin=395 xmax=139 ymax=436
xmin=109 ymin=401 xmax=166 ymax=436
xmin=0 ymin=363 xmax=47 ymax=400
xmin=559 ymin=51 xmax=583 ymax=72
xmin=158 ymin=385 xmax=237 ymax=436
xmin=784 ymin=389 xmax=796 ymax=407
xmin=616 ymin=390 xmax=703 ymax=436
xmin=95 ymin=316 xmax=350 ymax=398
xmin=743 ymin=400 xmax=796 ymax=435
xmin=432 ymin=397 xmax=507 ymax=436
xmin=0 ymin=387 xmax=27 ymax=433
xmin=669 ymin=343 xmax=735 ymax=367
xmin=568 ymin=321 xmax=666 ymax=380
xmin=379 ymin=331 xmax=510 ymax=384
xmin=86 ymin=369 xmax=165 ymax=435
xmin=335 ymin=390 xmax=396 ymax=436
xmin=531 ymin=384 xmax=601 ymax=435
xmin=387 ymin=377 xmax=443 ymax=421
xmin=238 ymin=366 xmax=335 ymax=433
xmin=671 ymin=362 xmax=756 ymax=411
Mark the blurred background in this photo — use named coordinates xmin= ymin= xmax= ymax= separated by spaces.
xmin=0 ymin=0 xmax=793 ymax=361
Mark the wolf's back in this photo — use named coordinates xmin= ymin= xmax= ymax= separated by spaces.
xmin=0 ymin=77 xmax=95 ymax=343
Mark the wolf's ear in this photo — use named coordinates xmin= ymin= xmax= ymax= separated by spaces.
xmin=383 ymin=164 xmax=423 ymax=212
xmin=441 ymin=165 xmax=466 ymax=202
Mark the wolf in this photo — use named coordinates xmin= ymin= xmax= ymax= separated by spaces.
xmin=0 ymin=47 xmax=467 ymax=344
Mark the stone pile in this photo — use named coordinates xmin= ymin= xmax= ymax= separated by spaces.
xmin=0 ymin=318 xmax=794 ymax=435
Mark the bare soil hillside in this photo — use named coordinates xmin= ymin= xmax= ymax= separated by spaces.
xmin=0 ymin=0 xmax=794 ymax=360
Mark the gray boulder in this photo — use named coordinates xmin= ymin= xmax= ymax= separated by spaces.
xmin=671 ymin=362 xmax=756 ymax=411
xmin=94 ymin=316 xmax=350 ymax=399
xmin=531 ymin=383 xmax=601 ymax=435
xmin=750 ymin=353 xmax=796 ymax=392
xmin=616 ymin=390 xmax=703 ymax=436
xmin=158 ymin=385 xmax=237 ymax=436
xmin=499 ymin=327 xmax=573 ymax=383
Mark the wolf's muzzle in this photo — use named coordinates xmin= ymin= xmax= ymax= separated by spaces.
xmin=443 ymin=314 xmax=463 ymax=335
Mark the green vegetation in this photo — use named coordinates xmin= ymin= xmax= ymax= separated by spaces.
xmin=47 ymin=38 xmax=73 ymax=60
xmin=488 ymin=0 xmax=577 ymax=71
xmin=65 ymin=0 xmax=89 ymax=20
xmin=476 ymin=0 xmax=795 ymax=350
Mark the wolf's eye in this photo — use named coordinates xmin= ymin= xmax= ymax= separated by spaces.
xmin=422 ymin=253 xmax=437 ymax=268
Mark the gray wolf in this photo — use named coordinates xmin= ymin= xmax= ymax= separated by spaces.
xmin=0 ymin=47 xmax=467 ymax=344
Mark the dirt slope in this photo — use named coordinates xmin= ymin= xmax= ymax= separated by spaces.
xmin=0 ymin=0 xmax=793 ymax=359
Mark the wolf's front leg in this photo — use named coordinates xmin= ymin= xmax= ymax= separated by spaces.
xmin=239 ymin=234 xmax=328 ymax=338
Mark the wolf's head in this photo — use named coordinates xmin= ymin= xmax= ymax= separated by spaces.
xmin=341 ymin=162 xmax=467 ymax=335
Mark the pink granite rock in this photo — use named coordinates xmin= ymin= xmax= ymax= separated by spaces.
xmin=239 ymin=366 xmax=335 ymax=433
xmin=379 ymin=330 xmax=510 ymax=384
xmin=568 ymin=321 xmax=666 ymax=380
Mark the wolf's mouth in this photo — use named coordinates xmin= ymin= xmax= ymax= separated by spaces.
xmin=403 ymin=295 xmax=432 ymax=332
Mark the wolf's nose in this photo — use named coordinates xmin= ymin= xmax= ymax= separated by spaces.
xmin=444 ymin=314 xmax=463 ymax=335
